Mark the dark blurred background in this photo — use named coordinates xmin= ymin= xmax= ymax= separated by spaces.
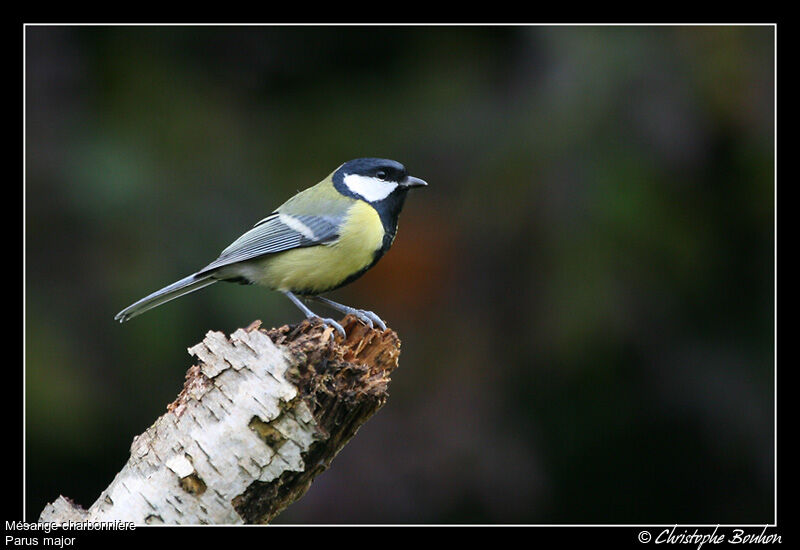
xmin=24 ymin=25 xmax=774 ymax=524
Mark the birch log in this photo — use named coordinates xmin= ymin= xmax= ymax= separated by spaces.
xmin=38 ymin=315 xmax=401 ymax=525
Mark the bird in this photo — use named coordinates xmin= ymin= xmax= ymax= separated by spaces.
xmin=114 ymin=158 xmax=427 ymax=337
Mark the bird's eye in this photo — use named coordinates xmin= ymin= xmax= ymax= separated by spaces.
xmin=376 ymin=171 xmax=387 ymax=180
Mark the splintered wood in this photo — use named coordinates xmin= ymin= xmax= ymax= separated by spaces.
xmin=39 ymin=316 xmax=401 ymax=525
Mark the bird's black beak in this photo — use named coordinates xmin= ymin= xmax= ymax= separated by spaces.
xmin=403 ymin=176 xmax=428 ymax=188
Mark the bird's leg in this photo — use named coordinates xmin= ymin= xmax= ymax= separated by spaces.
xmin=312 ymin=296 xmax=387 ymax=331
xmin=282 ymin=291 xmax=346 ymax=338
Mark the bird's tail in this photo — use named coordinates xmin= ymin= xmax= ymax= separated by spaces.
xmin=114 ymin=273 xmax=218 ymax=323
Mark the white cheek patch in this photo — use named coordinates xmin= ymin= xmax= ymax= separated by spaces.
xmin=279 ymin=213 xmax=316 ymax=240
xmin=343 ymin=173 xmax=398 ymax=202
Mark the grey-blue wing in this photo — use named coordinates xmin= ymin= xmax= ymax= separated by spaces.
xmin=197 ymin=213 xmax=340 ymax=276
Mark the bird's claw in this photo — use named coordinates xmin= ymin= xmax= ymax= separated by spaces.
xmin=356 ymin=309 xmax=386 ymax=331
xmin=314 ymin=316 xmax=346 ymax=339
xmin=351 ymin=310 xmax=374 ymax=329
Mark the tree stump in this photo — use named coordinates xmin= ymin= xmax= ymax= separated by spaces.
xmin=38 ymin=315 xmax=401 ymax=525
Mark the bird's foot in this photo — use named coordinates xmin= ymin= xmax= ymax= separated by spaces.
xmin=309 ymin=316 xmax=346 ymax=339
xmin=308 ymin=295 xmax=387 ymax=332
xmin=351 ymin=309 xmax=387 ymax=331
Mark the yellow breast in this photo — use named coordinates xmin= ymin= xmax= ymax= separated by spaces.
xmin=253 ymin=201 xmax=386 ymax=294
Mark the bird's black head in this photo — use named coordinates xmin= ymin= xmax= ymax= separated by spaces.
xmin=332 ymin=158 xmax=427 ymax=204
xmin=332 ymin=157 xmax=427 ymax=248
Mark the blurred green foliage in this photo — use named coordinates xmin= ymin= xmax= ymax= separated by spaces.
xmin=25 ymin=25 xmax=773 ymax=524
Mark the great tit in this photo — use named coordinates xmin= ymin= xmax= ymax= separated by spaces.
xmin=114 ymin=158 xmax=427 ymax=336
